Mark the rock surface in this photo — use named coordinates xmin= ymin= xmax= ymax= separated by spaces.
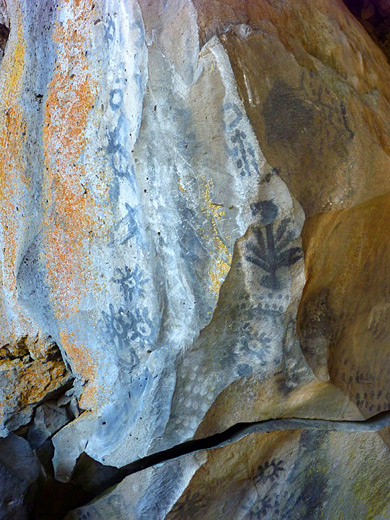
xmin=0 ymin=0 xmax=390 ymax=518
xmin=67 ymin=428 xmax=390 ymax=520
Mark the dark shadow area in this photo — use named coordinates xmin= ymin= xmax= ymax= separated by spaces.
xmin=0 ymin=23 xmax=9 ymax=58
xmin=342 ymin=0 xmax=390 ymax=61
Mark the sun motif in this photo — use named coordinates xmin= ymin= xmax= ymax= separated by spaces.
xmin=241 ymin=496 xmax=273 ymax=519
xmin=254 ymin=459 xmax=284 ymax=483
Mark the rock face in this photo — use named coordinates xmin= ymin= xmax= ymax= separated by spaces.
xmin=1 ymin=0 xmax=390 ymax=518
xmin=67 ymin=429 xmax=390 ymax=520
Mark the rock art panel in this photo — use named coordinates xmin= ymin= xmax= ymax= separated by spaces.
xmin=67 ymin=428 xmax=390 ymax=520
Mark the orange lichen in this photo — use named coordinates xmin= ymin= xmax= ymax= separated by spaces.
xmin=0 ymin=6 xmax=31 ymax=361
xmin=17 ymin=359 xmax=69 ymax=407
xmin=0 ymin=338 xmax=70 ymax=422
xmin=42 ymin=0 xmax=100 ymax=406
xmin=59 ymin=329 xmax=97 ymax=408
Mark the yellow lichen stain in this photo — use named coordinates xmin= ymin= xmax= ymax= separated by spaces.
xmin=178 ymin=177 xmax=187 ymax=194
xmin=331 ymin=511 xmax=344 ymax=520
xmin=201 ymin=179 xmax=232 ymax=295
xmin=353 ymin=474 xmax=390 ymax=519
xmin=0 ymin=339 xmax=70 ymax=423
xmin=18 ymin=359 xmax=68 ymax=406
xmin=0 ymin=6 xmax=28 ymax=348
xmin=42 ymin=0 xmax=100 ymax=407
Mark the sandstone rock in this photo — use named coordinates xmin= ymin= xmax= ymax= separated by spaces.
xmin=0 ymin=0 xmax=390 ymax=518
xmin=67 ymin=428 xmax=390 ymax=519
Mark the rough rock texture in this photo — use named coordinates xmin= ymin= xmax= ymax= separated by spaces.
xmin=1 ymin=0 xmax=390 ymax=518
xmin=67 ymin=429 xmax=390 ymax=520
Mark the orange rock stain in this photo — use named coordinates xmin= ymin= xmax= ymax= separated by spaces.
xmin=0 ymin=11 xmax=27 ymax=343
xmin=43 ymin=0 xmax=100 ymax=407
xmin=0 ymin=7 xmax=86 ymax=422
